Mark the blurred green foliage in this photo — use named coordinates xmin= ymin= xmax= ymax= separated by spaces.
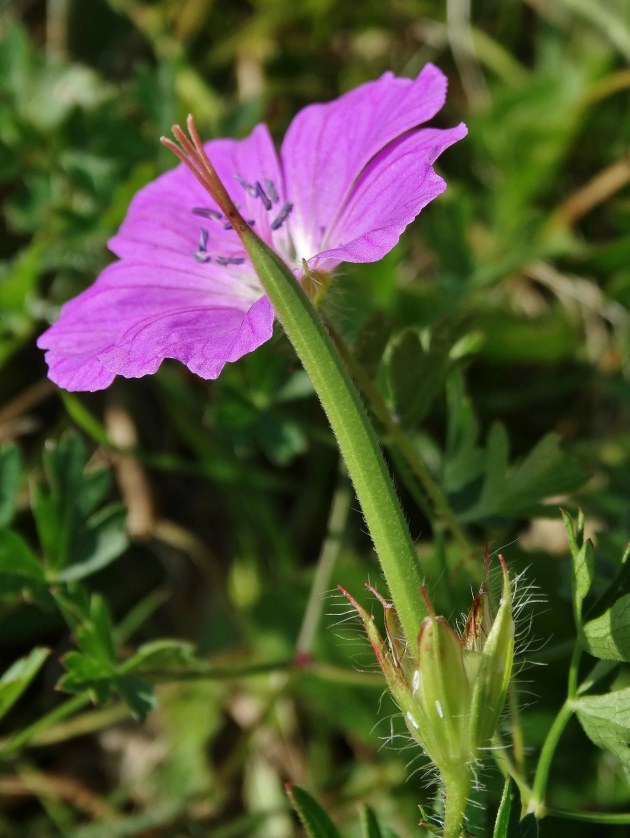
xmin=0 ymin=0 xmax=630 ymax=835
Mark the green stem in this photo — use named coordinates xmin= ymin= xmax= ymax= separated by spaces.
xmin=530 ymin=642 xmax=582 ymax=815
xmin=295 ymin=467 xmax=352 ymax=657
xmin=442 ymin=769 xmax=472 ymax=838
xmin=241 ymin=234 xmax=426 ymax=644
xmin=545 ymin=808 xmax=630 ymax=825
xmin=327 ymin=322 xmax=475 ymax=569
xmin=0 ymin=693 xmax=90 ymax=757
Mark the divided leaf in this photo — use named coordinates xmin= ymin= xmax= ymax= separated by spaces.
xmin=456 ymin=425 xmax=584 ymax=522
xmin=58 ymin=594 xmax=156 ymax=721
xmin=32 ymin=432 xmax=128 ymax=581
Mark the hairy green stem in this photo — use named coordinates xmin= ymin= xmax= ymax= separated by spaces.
xmin=241 ymin=233 xmax=426 ymax=644
xmin=327 ymin=322 xmax=475 ymax=569
xmin=442 ymin=769 xmax=472 ymax=838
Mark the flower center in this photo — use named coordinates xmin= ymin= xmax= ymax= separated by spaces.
xmin=191 ymin=174 xmax=294 ymax=268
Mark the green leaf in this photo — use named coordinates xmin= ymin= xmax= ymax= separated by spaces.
xmin=0 ymin=529 xmax=49 ymax=606
xmin=121 ymin=639 xmax=197 ymax=673
xmin=33 ymin=432 xmax=127 ymax=580
xmin=582 ymin=594 xmax=630 ymax=662
xmin=493 ymin=777 xmax=524 ymax=838
xmin=561 ymin=509 xmax=594 ymax=627
xmin=0 ymin=647 xmax=49 ymax=721
xmin=0 ymin=529 xmax=45 ymax=584
xmin=114 ymin=674 xmax=156 ymax=721
xmin=58 ymin=650 xmax=112 ymax=703
xmin=574 ymin=686 xmax=630 ymax=770
xmin=459 ymin=428 xmax=584 ymax=522
xmin=444 ymin=372 xmax=485 ymax=493
xmin=0 ymin=444 xmax=21 ymax=527
xmin=55 ymin=504 xmax=128 ymax=583
xmin=286 ymin=784 xmax=341 ymax=838
xmin=360 ymin=804 xmax=398 ymax=838
xmin=353 ymin=312 xmax=391 ymax=379
xmin=388 ymin=329 xmax=450 ymax=427
xmin=77 ymin=594 xmax=117 ymax=666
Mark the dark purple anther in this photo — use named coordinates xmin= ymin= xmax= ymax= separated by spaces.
xmin=192 ymin=207 xmax=223 ymax=220
xmin=194 ymin=227 xmax=211 ymax=262
xmin=234 ymin=174 xmax=258 ymax=197
xmin=265 ymin=178 xmax=279 ymax=203
xmin=254 ymin=181 xmax=272 ymax=211
xmin=270 ymin=202 xmax=293 ymax=231
xmin=215 ymin=256 xmax=245 ymax=266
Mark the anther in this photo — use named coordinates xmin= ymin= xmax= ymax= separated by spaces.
xmin=234 ymin=174 xmax=258 ymax=197
xmin=215 ymin=256 xmax=245 ymax=266
xmin=194 ymin=227 xmax=211 ymax=263
xmin=254 ymin=181 xmax=272 ymax=211
xmin=192 ymin=207 xmax=223 ymax=220
xmin=270 ymin=202 xmax=293 ymax=231
xmin=265 ymin=178 xmax=279 ymax=203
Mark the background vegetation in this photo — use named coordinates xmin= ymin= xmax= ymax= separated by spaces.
xmin=1 ymin=0 xmax=629 ymax=835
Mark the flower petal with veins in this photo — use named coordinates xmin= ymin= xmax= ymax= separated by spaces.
xmin=38 ymin=65 xmax=466 ymax=391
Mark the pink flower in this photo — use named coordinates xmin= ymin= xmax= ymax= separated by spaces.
xmin=38 ymin=65 xmax=467 ymax=391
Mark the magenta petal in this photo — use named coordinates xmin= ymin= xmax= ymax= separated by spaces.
xmin=37 ymin=262 xmax=274 ymax=392
xmin=39 ymin=66 xmax=466 ymax=392
xmin=281 ymin=64 xmax=452 ymax=260
xmin=307 ymin=123 xmax=468 ymax=270
xmin=110 ymin=124 xmax=286 ymax=264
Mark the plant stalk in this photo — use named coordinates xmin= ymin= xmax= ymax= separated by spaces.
xmin=241 ymin=232 xmax=427 ymax=645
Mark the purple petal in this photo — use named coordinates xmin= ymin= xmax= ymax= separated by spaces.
xmin=281 ymin=64 xmax=453 ymax=261
xmin=307 ymin=124 xmax=468 ymax=271
xmin=37 ymin=262 xmax=275 ymax=392
xmin=110 ymin=124 xmax=287 ymax=264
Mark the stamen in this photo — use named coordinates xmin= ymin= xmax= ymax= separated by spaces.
xmin=215 ymin=256 xmax=246 ymax=266
xmin=192 ymin=207 xmax=223 ymax=220
xmin=270 ymin=202 xmax=293 ymax=231
xmin=235 ymin=174 xmax=272 ymax=210
xmin=254 ymin=181 xmax=272 ymax=211
xmin=194 ymin=227 xmax=211 ymax=263
xmin=234 ymin=174 xmax=258 ymax=197
xmin=265 ymin=178 xmax=279 ymax=203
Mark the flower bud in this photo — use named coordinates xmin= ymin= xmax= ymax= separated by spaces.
xmin=413 ymin=615 xmax=472 ymax=768
xmin=339 ymin=554 xmax=515 ymax=776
